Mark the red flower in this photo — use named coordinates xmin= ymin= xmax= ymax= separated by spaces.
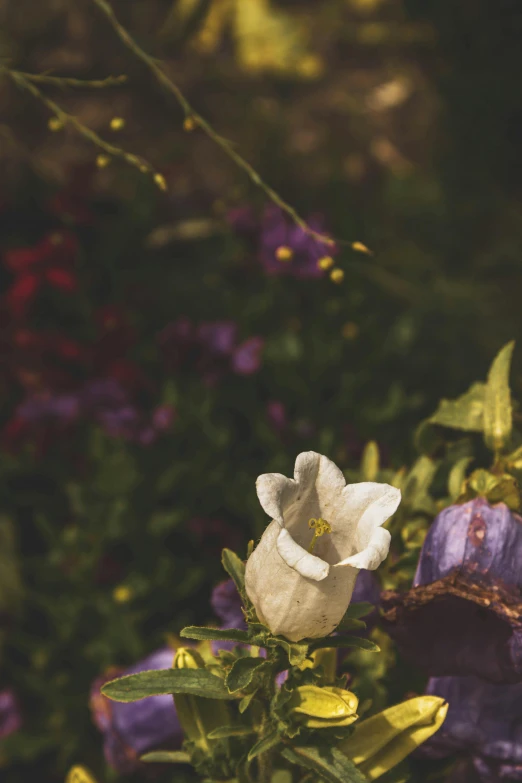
xmin=3 ymin=231 xmax=79 ymax=318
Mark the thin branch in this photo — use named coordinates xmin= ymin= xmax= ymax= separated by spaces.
xmin=15 ymin=71 xmax=128 ymax=89
xmin=2 ymin=67 xmax=166 ymax=188
xmin=90 ymin=0 xmax=370 ymax=252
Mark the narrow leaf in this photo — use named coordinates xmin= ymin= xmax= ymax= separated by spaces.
xmin=226 ymin=656 xmax=266 ymax=693
xmin=247 ymin=730 xmax=281 ymax=762
xmin=484 ymin=341 xmax=515 ymax=452
xmin=361 ymin=441 xmax=380 ymax=481
xmin=448 ymin=456 xmax=473 ymax=499
xmin=208 ymin=725 xmax=256 ymax=738
xmin=239 ymin=690 xmax=258 ymax=713
xmin=309 ymin=636 xmax=380 ymax=653
xmin=181 ymin=626 xmax=250 ymax=644
xmin=222 ymin=548 xmax=246 ymax=594
xmin=281 ymin=745 xmax=367 ymax=783
xmin=140 ymin=750 xmax=191 ymax=763
xmin=101 ymin=668 xmax=235 ymax=702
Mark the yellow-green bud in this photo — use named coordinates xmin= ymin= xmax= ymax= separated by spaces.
xmin=339 ymin=695 xmax=448 ymax=780
xmin=65 ymin=767 xmax=98 ymax=783
xmin=289 ymin=685 xmax=359 ymax=728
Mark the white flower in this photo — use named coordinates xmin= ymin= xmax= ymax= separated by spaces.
xmin=245 ymin=451 xmax=401 ymax=642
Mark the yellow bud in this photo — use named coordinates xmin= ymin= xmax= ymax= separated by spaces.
xmin=330 ymin=268 xmax=345 ymax=284
xmin=339 ymin=696 xmax=448 ymax=780
xmin=109 ymin=117 xmax=125 ymax=131
xmin=112 ymin=585 xmax=133 ymax=604
xmin=96 ymin=154 xmax=111 ymax=169
xmin=317 ymin=256 xmax=335 ymax=271
xmin=361 ymin=441 xmax=380 ymax=481
xmin=352 ymin=241 xmax=372 ymax=254
xmin=183 ymin=116 xmax=197 ymax=132
xmin=65 ymin=766 xmax=98 ymax=783
xmin=291 ymin=685 xmax=358 ymax=719
xmin=342 ymin=321 xmax=359 ymax=340
xmin=48 ymin=117 xmax=64 ymax=132
xmin=275 ymin=245 xmax=293 ymax=262
xmin=154 ymin=173 xmax=168 ymax=191
xmin=174 ymin=647 xmax=206 ymax=670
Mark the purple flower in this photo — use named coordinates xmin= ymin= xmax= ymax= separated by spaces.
xmin=421 ymin=676 xmax=522 ymax=781
xmin=17 ymin=392 xmax=80 ymax=423
xmin=258 ymin=206 xmax=337 ymax=279
xmin=351 ymin=568 xmax=381 ymax=632
xmin=90 ymin=647 xmax=182 ymax=773
xmin=211 ymin=579 xmax=247 ymax=631
xmin=382 ymin=499 xmax=522 ymax=683
xmin=232 ymin=337 xmax=264 ymax=375
xmin=197 ymin=321 xmax=237 ymax=355
xmin=0 ymin=689 xmax=22 ymax=738
xmin=267 ymin=400 xmax=287 ymax=432
xmin=151 ymin=404 xmax=175 ymax=432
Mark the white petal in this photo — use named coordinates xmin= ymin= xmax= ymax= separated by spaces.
xmin=256 ymin=473 xmax=298 ymax=525
xmin=276 ymin=528 xmax=330 ymax=581
xmin=341 ymin=482 xmax=401 ymax=528
xmin=336 ymin=526 xmax=391 ymax=570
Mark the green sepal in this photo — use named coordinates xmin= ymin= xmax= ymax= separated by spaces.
xmin=239 ymin=690 xmax=258 ymax=713
xmin=140 ymin=750 xmax=191 ymax=764
xmin=267 ymin=637 xmax=309 ymax=666
xmin=281 ymin=744 xmax=367 ymax=783
xmin=247 ymin=729 xmax=281 ymax=761
xmin=222 ymin=548 xmax=246 ymax=595
xmin=427 ymin=381 xmax=486 ymax=433
xmin=343 ymin=602 xmax=375 ymax=620
xmin=309 ymin=636 xmax=380 ymax=653
xmin=181 ymin=626 xmax=251 ymax=644
xmin=457 ymin=468 xmax=521 ymax=511
xmin=101 ymin=668 xmax=235 ymax=702
xmin=207 ymin=725 xmax=256 ymax=739
xmin=226 ymin=656 xmax=267 ymax=693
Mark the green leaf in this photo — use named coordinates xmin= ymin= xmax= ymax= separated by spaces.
xmin=448 ymin=456 xmax=473 ymax=499
xmin=247 ymin=730 xmax=281 ymax=762
xmin=428 ymin=381 xmax=486 ymax=432
xmin=222 ymin=548 xmax=246 ymax=594
xmin=181 ymin=626 xmax=251 ymax=644
xmin=309 ymin=636 xmax=379 ymax=653
xmin=207 ymin=725 xmax=256 ymax=738
xmin=484 ymin=341 xmax=515 ymax=453
xmin=101 ymin=668 xmax=235 ymax=702
xmin=281 ymin=744 xmax=367 ymax=783
xmin=140 ymin=750 xmax=191 ymax=763
xmin=361 ymin=441 xmax=380 ymax=481
xmin=226 ymin=656 xmax=267 ymax=693
xmin=344 ymin=602 xmax=375 ymax=619
xmin=268 ymin=637 xmax=309 ymax=666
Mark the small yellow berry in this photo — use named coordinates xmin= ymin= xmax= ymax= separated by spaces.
xmin=330 ymin=268 xmax=345 ymax=284
xmin=275 ymin=245 xmax=293 ymax=262
xmin=109 ymin=117 xmax=125 ymax=131
xmin=183 ymin=116 xmax=197 ymax=132
xmin=317 ymin=255 xmax=334 ymax=271
xmin=48 ymin=117 xmax=64 ymax=132
xmin=96 ymin=154 xmax=111 ymax=168
xmin=351 ymin=241 xmax=372 ymax=255
xmin=342 ymin=321 xmax=359 ymax=340
xmin=154 ymin=173 xmax=168 ymax=191
xmin=113 ymin=585 xmax=133 ymax=604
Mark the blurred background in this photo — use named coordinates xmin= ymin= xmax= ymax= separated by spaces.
xmin=0 ymin=0 xmax=521 ymax=780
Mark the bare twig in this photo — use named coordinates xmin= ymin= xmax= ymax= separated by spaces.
xmin=89 ymin=0 xmax=364 ymax=251
xmin=2 ymin=66 xmax=165 ymax=186
xmin=15 ymin=72 xmax=128 ymax=89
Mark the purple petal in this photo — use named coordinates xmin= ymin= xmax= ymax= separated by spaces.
xmin=0 ymin=689 xmax=22 ymax=738
xmin=232 ymin=337 xmax=264 ymax=375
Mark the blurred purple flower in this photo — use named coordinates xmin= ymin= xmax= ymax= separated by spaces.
xmin=17 ymin=392 xmax=80 ymax=423
xmin=80 ymin=377 xmax=129 ymax=411
xmin=232 ymin=337 xmax=264 ymax=375
xmin=421 ymin=676 xmax=522 ymax=782
xmin=211 ymin=579 xmax=247 ymax=631
xmin=351 ymin=568 xmax=381 ymax=632
xmin=0 ymin=689 xmax=22 ymax=738
xmin=266 ymin=400 xmax=287 ymax=432
xmin=152 ymin=405 xmax=175 ymax=432
xmin=231 ymin=205 xmax=337 ymax=279
xmin=90 ymin=647 xmax=182 ymax=774
xmin=197 ymin=321 xmax=237 ymax=355
xmin=382 ymin=499 xmax=522 ymax=683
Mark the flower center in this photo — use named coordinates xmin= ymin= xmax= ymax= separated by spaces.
xmin=307 ymin=517 xmax=332 ymax=553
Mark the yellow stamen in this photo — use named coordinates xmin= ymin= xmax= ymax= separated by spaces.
xmin=330 ymin=268 xmax=344 ymax=284
xmin=96 ymin=154 xmax=111 ymax=169
xmin=308 ymin=517 xmax=332 ymax=552
xmin=110 ymin=117 xmax=125 ymax=131
xmin=183 ymin=116 xmax=197 ymax=132
xmin=275 ymin=245 xmax=293 ymax=262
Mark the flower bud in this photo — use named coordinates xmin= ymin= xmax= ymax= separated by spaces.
xmin=173 ymin=647 xmax=230 ymax=752
xmin=339 ymin=696 xmax=448 ymax=780
xmin=288 ymin=685 xmax=359 ymax=728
